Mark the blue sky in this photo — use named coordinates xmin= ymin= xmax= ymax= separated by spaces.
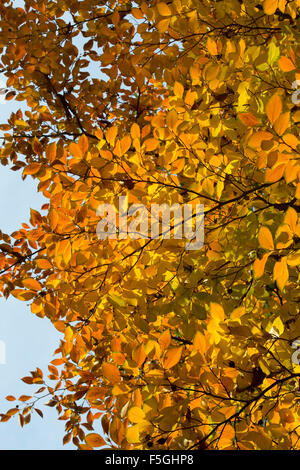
xmin=0 ymin=1 xmax=74 ymax=448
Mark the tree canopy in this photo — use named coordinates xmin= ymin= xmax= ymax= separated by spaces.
xmin=0 ymin=0 xmax=300 ymax=450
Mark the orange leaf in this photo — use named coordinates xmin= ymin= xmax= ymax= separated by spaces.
xmin=173 ymin=81 xmax=184 ymax=98
xmin=253 ymin=253 xmax=270 ymax=278
xmin=239 ymin=113 xmax=259 ymax=127
xmin=263 ymin=0 xmax=278 ymax=14
xmin=22 ymin=278 xmax=42 ymax=291
xmin=273 ymin=257 xmax=289 ymax=290
xmin=131 ymin=123 xmax=140 ymax=140
xmin=278 ymin=57 xmax=296 ymax=72
xmin=69 ymin=143 xmax=82 ymax=158
xmin=102 ymin=363 xmax=121 ymax=384
xmin=258 ymin=227 xmax=274 ymax=250
xmin=157 ymin=2 xmax=172 ymax=16
xmin=273 ymin=112 xmax=290 ymax=136
xmin=163 ymin=346 xmax=183 ymax=369
xmin=11 ymin=289 xmax=36 ymax=301
xmin=78 ymin=135 xmax=89 ymax=155
xmin=266 ymin=94 xmax=282 ymax=125
xmin=5 ymin=396 xmax=15 ymax=402
xmin=132 ymin=344 xmax=146 ymax=367
xmin=158 ymin=330 xmax=171 ymax=351
xmin=265 ymin=163 xmax=286 ymax=183
xmin=284 ymin=207 xmax=297 ymax=232
xmin=46 ymin=142 xmax=57 ymax=162
xmin=85 ymin=433 xmax=106 ymax=448
xmin=282 ymin=133 xmax=299 ymax=149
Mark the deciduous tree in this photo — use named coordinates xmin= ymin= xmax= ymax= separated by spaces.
xmin=0 ymin=0 xmax=300 ymax=450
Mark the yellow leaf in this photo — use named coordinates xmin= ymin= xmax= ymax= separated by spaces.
xmin=163 ymin=346 xmax=183 ymax=369
xmin=166 ymin=109 xmax=178 ymax=129
xmin=258 ymin=226 xmax=274 ymax=250
xmin=210 ymin=302 xmax=225 ymax=321
xmin=266 ymin=94 xmax=282 ymax=125
xmin=85 ymin=433 xmax=106 ymax=448
xmin=128 ymin=407 xmax=145 ymax=423
xmin=272 ymin=317 xmax=284 ymax=336
xmin=126 ymin=425 xmax=140 ymax=443
xmin=102 ymin=363 xmax=121 ymax=384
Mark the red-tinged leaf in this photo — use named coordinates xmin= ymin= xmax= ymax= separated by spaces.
xmin=239 ymin=113 xmax=259 ymax=127
xmin=1 ymin=415 xmax=11 ymax=423
xmin=21 ymin=376 xmax=34 ymax=384
xmin=19 ymin=414 xmax=25 ymax=427
xmin=63 ymin=433 xmax=72 ymax=445
xmin=34 ymin=408 xmax=43 ymax=418
xmin=5 ymin=396 xmax=16 ymax=402
xmin=85 ymin=433 xmax=106 ymax=448
xmin=6 ymin=408 xmax=19 ymax=416
xmin=18 ymin=395 xmax=32 ymax=402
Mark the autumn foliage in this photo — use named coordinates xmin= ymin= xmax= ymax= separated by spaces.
xmin=0 ymin=0 xmax=300 ymax=450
